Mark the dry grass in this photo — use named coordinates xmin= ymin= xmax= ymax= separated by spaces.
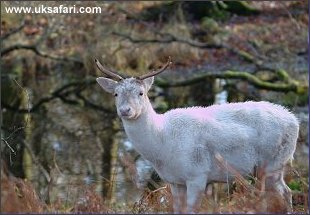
xmin=1 ymin=163 xmax=45 ymax=213
xmin=1 ymin=157 xmax=309 ymax=214
xmin=72 ymin=185 xmax=109 ymax=213
xmin=129 ymin=153 xmax=309 ymax=214
xmin=133 ymin=185 xmax=173 ymax=214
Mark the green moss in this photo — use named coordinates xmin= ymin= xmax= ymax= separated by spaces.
xmin=296 ymin=84 xmax=309 ymax=95
xmin=201 ymin=17 xmax=220 ymax=33
xmin=282 ymin=91 xmax=308 ymax=107
xmin=276 ymin=69 xmax=290 ymax=82
xmin=288 ymin=180 xmax=302 ymax=191
xmin=23 ymin=149 xmax=32 ymax=180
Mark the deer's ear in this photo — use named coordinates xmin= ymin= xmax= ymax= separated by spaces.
xmin=143 ymin=77 xmax=154 ymax=92
xmin=96 ymin=77 xmax=117 ymax=94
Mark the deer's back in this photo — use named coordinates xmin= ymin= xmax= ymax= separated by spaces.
xmin=162 ymin=101 xmax=298 ymax=165
xmin=164 ymin=101 xmax=298 ymax=135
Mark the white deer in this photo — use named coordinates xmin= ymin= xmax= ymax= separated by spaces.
xmin=95 ymin=58 xmax=299 ymax=213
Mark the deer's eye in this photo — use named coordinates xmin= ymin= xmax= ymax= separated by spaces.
xmin=114 ymin=93 xmax=118 ymax=97
xmin=139 ymin=92 xmax=143 ymax=96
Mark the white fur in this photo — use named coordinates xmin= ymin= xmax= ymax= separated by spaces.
xmin=97 ymin=77 xmax=299 ymax=213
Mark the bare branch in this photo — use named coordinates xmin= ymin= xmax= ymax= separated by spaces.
xmin=3 ymin=68 xmax=306 ymax=115
xmin=112 ymin=31 xmax=222 ymax=49
xmin=155 ymin=70 xmax=307 ymax=94
xmin=1 ymin=78 xmax=114 ymax=114
xmin=112 ymin=31 xmax=275 ymax=71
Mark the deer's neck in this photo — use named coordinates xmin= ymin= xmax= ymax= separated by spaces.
xmin=121 ymin=99 xmax=164 ymax=155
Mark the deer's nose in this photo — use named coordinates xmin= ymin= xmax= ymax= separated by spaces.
xmin=120 ymin=107 xmax=131 ymax=116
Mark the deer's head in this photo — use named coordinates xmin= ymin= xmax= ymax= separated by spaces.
xmin=96 ymin=57 xmax=171 ymax=120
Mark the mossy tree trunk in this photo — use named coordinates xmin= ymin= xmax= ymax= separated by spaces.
xmin=101 ymin=124 xmax=118 ymax=200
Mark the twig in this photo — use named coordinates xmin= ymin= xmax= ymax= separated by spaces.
xmin=280 ymin=1 xmax=301 ymax=30
xmin=13 ymin=78 xmax=31 ymax=123
xmin=215 ymin=153 xmax=253 ymax=193
xmin=53 ymin=150 xmax=63 ymax=175
xmin=1 ymin=138 xmax=16 ymax=154
xmin=291 ymin=168 xmax=309 ymax=188
xmin=145 ymin=185 xmax=168 ymax=200
xmin=2 ymin=126 xmax=24 ymax=141
xmin=2 ymin=77 xmax=51 ymax=182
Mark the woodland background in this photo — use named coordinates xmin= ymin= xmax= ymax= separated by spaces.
xmin=1 ymin=1 xmax=309 ymax=213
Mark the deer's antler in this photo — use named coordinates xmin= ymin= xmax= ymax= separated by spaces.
xmin=137 ymin=56 xmax=172 ymax=80
xmin=95 ymin=59 xmax=123 ymax=81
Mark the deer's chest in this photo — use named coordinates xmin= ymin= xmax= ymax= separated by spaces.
xmin=153 ymin=160 xmax=190 ymax=184
xmin=145 ymin=151 xmax=193 ymax=184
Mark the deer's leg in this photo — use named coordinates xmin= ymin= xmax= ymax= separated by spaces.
xmin=170 ymin=183 xmax=186 ymax=214
xmin=265 ymin=171 xmax=292 ymax=213
xmin=278 ymin=172 xmax=293 ymax=212
xmin=186 ymin=176 xmax=207 ymax=213
xmin=283 ymin=182 xmax=293 ymax=212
